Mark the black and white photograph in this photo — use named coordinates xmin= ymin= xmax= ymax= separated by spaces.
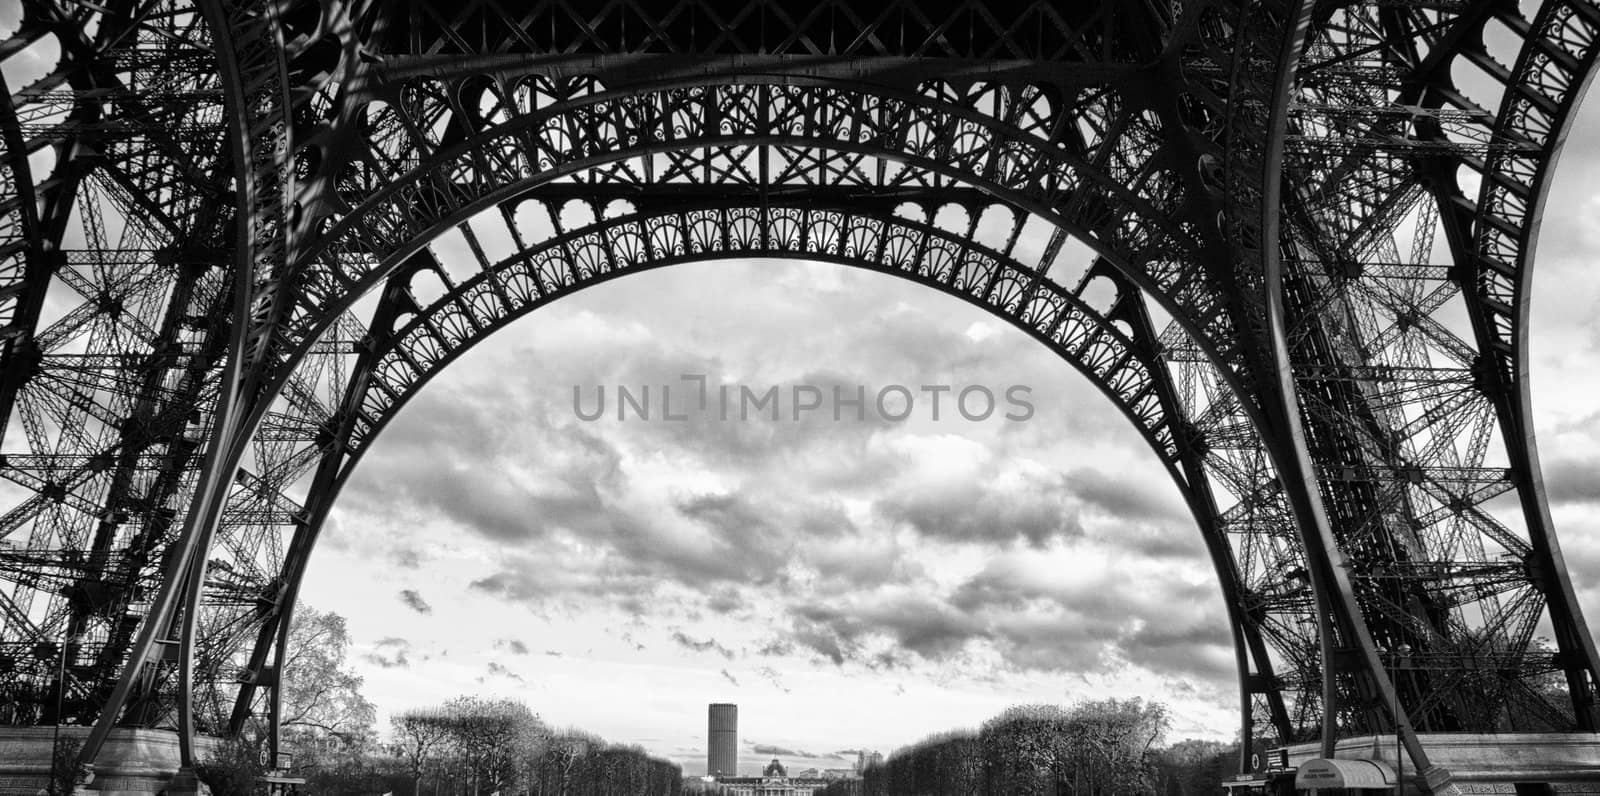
xmin=2 ymin=3 xmax=1600 ymax=796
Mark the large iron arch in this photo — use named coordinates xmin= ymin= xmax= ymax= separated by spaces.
xmin=197 ymin=59 xmax=1335 ymax=751
xmin=246 ymin=77 xmax=1339 ymax=746
xmin=72 ymin=5 xmax=1595 ymax=785
xmin=217 ymin=55 xmax=1463 ymax=764
xmin=165 ymin=64 xmax=1332 ymax=775
xmin=62 ymin=47 xmax=1333 ymax=773
xmin=0 ymin=3 xmax=1597 ymax=793
xmin=224 ymin=195 xmax=1300 ymax=766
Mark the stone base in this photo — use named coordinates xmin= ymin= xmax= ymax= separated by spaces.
xmin=0 ymin=727 xmax=220 ymax=796
xmin=1279 ymin=734 xmax=1600 ymax=796
xmin=158 ymin=769 xmax=210 ymax=796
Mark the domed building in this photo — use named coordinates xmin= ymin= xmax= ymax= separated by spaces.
xmin=710 ymin=757 xmax=827 ymax=796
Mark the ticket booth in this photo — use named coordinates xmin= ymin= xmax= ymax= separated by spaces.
xmin=1295 ymin=759 xmax=1399 ymax=795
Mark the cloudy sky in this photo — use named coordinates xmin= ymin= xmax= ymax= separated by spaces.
xmin=294 ymin=96 xmax=1600 ymax=777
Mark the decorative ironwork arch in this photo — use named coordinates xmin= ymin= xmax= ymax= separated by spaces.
xmin=183 ymin=60 xmax=1328 ymax=760
xmin=1 ymin=3 xmax=1598 ymax=793
xmin=231 ymin=82 xmax=1326 ymax=747
xmin=224 ymin=194 xmax=1299 ymax=759
xmin=167 ymin=67 xmax=1324 ymax=775
xmin=281 ymin=76 xmax=1228 ymax=391
xmin=206 ymin=57 xmax=1408 ymax=768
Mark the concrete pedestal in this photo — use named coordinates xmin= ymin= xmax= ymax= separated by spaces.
xmin=1280 ymin=734 xmax=1600 ymax=796
xmin=0 ymin=727 xmax=220 ymax=796
xmin=158 ymin=769 xmax=211 ymax=796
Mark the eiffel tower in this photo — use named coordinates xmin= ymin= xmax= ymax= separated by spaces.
xmin=0 ymin=1 xmax=1598 ymax=793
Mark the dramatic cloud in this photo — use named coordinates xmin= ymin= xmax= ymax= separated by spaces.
xmin=752 ymin=744 xmax=816 ymax=757
xmin=757 ymin=639 xmax=795 ymax=657
xmin=354 ymin=399 xmax=626 ymax=546
xmin=706 ymin=588 xmax=747 ymax=615
xmin=398 ymin=589 xmax=433 ymax=615
xmin=495 ymin=638 xmax=531 ymax=655
xmin=363 ymin=637 xmax=412 ymax=669
xmin=757 ymin=667 xmax=791 ymax=694
xmin=870 ymin=441 xmax=1088 ymax=547
xmin=312 ymin=256 xmax=1366 ymax=761
xmin=486 ymin=661 xmax=526 ymax=683
xmin=1065 ymin=468 xmax=1189 ymax=525
xmin=791 ymin=593 xmax=982 ymax=663
xmin=791 ymin=623 xmax=848 ymax=666
xmin=673 ymin=538 xmax=1236 ymax=681
xmin=821 ymin=547 xmax=914 ymax=590
xmin=672 ymin=631 xmax=735 ymax=659
xmin=1541 ymin=453 xmax=1600 ymax=507
xmin=338 ymin=261 xmax=1213 ymax=692
xmin=949 ymin=552 xmax=1233 ymax=677
xmin=468 ymin=551 xmax=662 ymax=616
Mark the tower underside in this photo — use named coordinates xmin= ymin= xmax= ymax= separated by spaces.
xmin=0 ymin=1 xmax=1595 ymax=789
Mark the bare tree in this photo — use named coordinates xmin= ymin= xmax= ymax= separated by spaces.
xmin=192 ymin=602 xmax=376 ymax=788
xmin=279 ymin=605 xmax=377 ymax=746
xmin=1153 ymin=740 xmax=1235 ymax=796
xmin=526 ymin=728 xmax=682 ymax=796
xmin=393 ymin=706 xmax=455 ymax=794
xmin=438 ymin=695 xmax=546 ymax=794
xmin=865 ymin=699 xmax=1171 ymax=796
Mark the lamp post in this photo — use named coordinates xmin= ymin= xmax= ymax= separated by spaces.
xmin=50 ymin=632 xmax=69 ymax=796
xmin=1391 ymin=643 xmax=1411 ymax=796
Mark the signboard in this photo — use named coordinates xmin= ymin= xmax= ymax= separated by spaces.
xmin=1250 ymin=740 xmax=1270 ymax=774
xmin=1250 ymin=741 xmax=1289 ymax=774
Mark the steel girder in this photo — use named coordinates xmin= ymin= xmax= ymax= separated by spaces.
xmin=1269 ymin=0 xmax=1600 ymax=744
xmin=0 ymin=1 xmax=1591 ymax=790
xmin=0 ymin=0 xmax=243 ymax=738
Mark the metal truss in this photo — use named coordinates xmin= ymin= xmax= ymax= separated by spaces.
xmin=1269 ymin=0 xmax=1600 ymax=743
xmin=0 ymin=1 xmax=1593 ymax=790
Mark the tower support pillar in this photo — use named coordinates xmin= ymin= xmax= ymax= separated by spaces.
xmin=1279 ymin=734 xmax=1600 ymax=795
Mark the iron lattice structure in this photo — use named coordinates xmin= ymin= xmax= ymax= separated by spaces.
xmin=0 ymin=0 xmax=1596 ymax=787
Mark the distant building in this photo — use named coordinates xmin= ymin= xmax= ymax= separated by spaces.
xmin=695 ymin=704 xmax=858 ymax=793
xmin=713 ymin=758 xmax=828 ymax=796
xmin=709 ymin=703 xmax=739 ymax=777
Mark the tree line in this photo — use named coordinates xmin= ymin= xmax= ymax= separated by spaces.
xmin=814 ymin=699 xmax=1237 ymax=796
xmin=189 ymin=605 xmax=1241 ymax=796
xmin=389 ymin=695 xmax=681 ymax=796
xmin=202 ymin=693 xmax=682 ymax=796
xmin=192 ymin=605 xmax=680 ymax=796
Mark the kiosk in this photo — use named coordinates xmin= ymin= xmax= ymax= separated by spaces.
xmin=1224 ymin=751 xmax=1401 ymax=796
xmin=1295 ymin=759 xmax=1399 ymax=794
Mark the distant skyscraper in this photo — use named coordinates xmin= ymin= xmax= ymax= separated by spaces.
xmin=708 ymin=703 xmax=738 ymax=777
